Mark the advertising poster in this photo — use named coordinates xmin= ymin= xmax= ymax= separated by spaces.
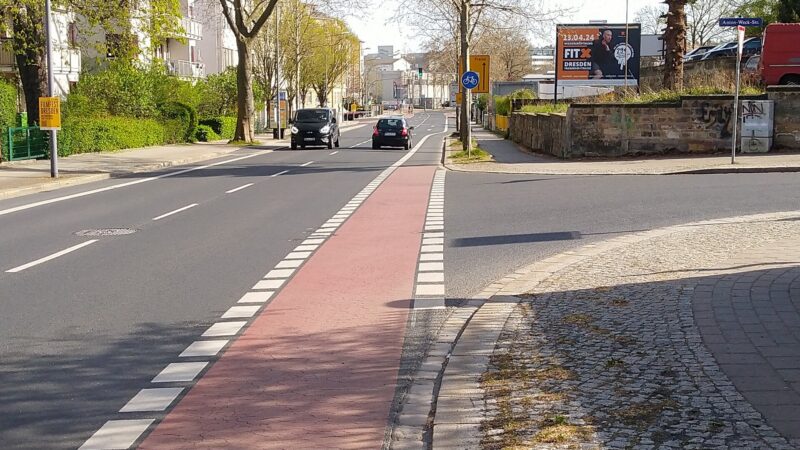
xmin=556 ymin=24 xmax=642 ymax=86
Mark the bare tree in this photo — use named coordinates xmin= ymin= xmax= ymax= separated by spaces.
xmin=635 ymin=5 xmax=666 ymax=35
xmin=686 ymin=0 xmax=733 ymax=47
xmin=474 ymin=21 xmax=534 ymax=81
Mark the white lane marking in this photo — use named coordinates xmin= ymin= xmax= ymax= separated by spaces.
xmin=301 ymin=161 xmax=314 ymax=167
xmin=152 ymin=203 xmax=198 ymax=221
xmin=265 ymin=268 xmax=295 ymax=279
xmin=152 ymin=362 xmax=208 ymax=383
xmin=0 ymin=149 xmax=275 ymax=218
xmin=79 ymin=419 xmax=155 ymax=450
xmin=414 ymin=297 xmax=446 ymax=310
xmin=238 ymin=291 xmax=274 ymax=303
xmin=423 ymin=238 xmax=444 ymax=245
xmin=424 ymin=232 xmax=444 ymax=238
xmin=221 ymin=305 xmax=262 ymax=319
xmin=415 ymin=284 xmax=445 ymax=296
xmin=329 ymin=151 xmax=339 ymax=155
xmin=294 ymin=244 xmax=318 ymax=252
xmin=119 ymin=388 xmax=183 ymax=412
xmin=275 ymin=259 xmax=304 ymax=268
xmin=225 ymin=183 xmax=254 ymax=194
xmin=418 ymin=262 xmax=444 ymax=272
xmin=271 ymin=169 xmax=290 ymax=177
xmin=253 ymin=279 xmax=285 ymax=290
xmin=301 ymin=238 xmax=324 ymax=245
xmin=421 ymin=244 xmax=444 ymax=253
xmin=425 ymin=225 xmax=444 ymax=231
xmin=179 ymin=340 xmax=228 ymax=357
xmin=202 ymin=321 xmax=247 ymax=337
xmin=6 ymin=240 xmax=99 ymax=273
xmin=417 ymin=272 xmax=444 ymax=283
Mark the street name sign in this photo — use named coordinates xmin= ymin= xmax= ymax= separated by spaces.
xmin=719 ymin=18 xmax=763 ymax=27
xmin=39 ymin=97 xmax=61 ymax=131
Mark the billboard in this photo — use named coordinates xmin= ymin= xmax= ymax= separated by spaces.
xmin=556 ymin=24 xmax=641 ymax=86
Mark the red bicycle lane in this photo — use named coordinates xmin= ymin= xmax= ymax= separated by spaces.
xmin=139 ymin=164 xmax=436 ymax=449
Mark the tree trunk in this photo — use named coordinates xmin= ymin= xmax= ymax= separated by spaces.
xmin=459 ymin=0 xmax=471 ymax=153
xmin=12 ymin=8 xmax=47 ymax=127
xmin=663 ymin=0 xmax=688 ymax=91
xmin=234 ymin=38 xmax=256 ymax=142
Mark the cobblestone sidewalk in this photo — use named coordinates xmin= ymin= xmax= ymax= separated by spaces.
xmin=476 ymin=212 xmax=800 ymax=449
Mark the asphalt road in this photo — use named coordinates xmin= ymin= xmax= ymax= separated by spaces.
xmin=2 ymin=110 xmax=799 ymax=449
xmin=0 ymin=112 xmax=447 ymax=450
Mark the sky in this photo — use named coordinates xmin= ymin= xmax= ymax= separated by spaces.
xmin=346 ymin=0 xmax=665 ymax=54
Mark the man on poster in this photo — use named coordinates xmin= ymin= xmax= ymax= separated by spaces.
xmin=590 ymin=29 xmax=621 ymax=79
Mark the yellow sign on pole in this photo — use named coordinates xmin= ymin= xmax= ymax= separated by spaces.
xmin=39 ymin=97 xmax=61 ymax=130
xmin=458 ymin=55 xmax=491 ymax=94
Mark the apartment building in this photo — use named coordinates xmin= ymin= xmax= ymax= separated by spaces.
xmin=363 ymin=46 xmax=453 ymax=107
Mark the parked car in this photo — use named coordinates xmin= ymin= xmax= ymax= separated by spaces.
xmin=743 ymin=54 xmax=761 ymax=84
xmin=684 ymin=45 xmax=714 ymax=62
xmin=289 ymin=108 xmax=340 ymax=150
xmin=372 ymin=117 xmax=414 ymax=150
xmin=701 ymin=38 xmax=761 ymax=60
xmin=760 ymin=23 xmax=800 ymax=85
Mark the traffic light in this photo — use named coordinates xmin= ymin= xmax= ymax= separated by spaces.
xmin=418 ymin=67 xmax=423 ymax=78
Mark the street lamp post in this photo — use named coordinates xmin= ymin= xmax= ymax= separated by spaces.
xmin=45 ymin=0 xmax=58 ymax=178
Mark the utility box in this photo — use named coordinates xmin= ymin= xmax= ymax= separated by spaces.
xmin=740 ymin=100 xmax=774 ymax=153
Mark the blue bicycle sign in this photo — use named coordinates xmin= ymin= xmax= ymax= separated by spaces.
xmin=461 ymin=71 xmax=480 ymax=90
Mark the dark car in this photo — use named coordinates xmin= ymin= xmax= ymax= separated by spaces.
xmin=683 ymin=45 xmax=714 ymax=62
xmin=290 ymin=108 xmax=340 ymax=149
xmin=701 ymin=38 xmax=761 ymax=60
xmin=372 ymin=117 xmax=414 ymax=149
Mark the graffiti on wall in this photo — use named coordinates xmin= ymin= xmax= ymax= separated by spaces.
xmin=742 ymin=101 xmax=765 ymax=122
xmin=693 ymin=102 xmax=733 ymax=139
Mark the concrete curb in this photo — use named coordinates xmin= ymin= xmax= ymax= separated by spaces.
xmin=443 ymin=160 xmax=800 ymax=176
xmin=419 ymin=210 xmax=800 ymax=449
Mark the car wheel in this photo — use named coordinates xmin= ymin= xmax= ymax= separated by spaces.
xmin=372 ymin=143 xmax=379 ymax=149
xmin=335 ymin=135 xmax=340 ymax=148
xmin=300 ymin=144 xmax=306 ymax=150
xmin=291 ymin=142 xmax=297 ymax=150
xmin=327 ymin=139 xmax=333 ymax=149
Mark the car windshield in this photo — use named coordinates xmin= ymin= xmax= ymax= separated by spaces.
xmin=378 ymin=119 xmax=404 ymax=129
xmin=295 ymin=109 xmax=329 ymax=123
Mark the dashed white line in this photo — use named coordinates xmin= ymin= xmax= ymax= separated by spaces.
xmin=221 ymin=305 xmax=262 ymax=319
xmin=265 ymin=268 xmax=295 ymax=279
xmin=271 ymin=169 xmax=291 ymax=177
xmin=238 ymin=291 xmax=274 ymax=303
xmin=152 ymin=362 xmax=208 ymax=383
xmin=119 ymin=388 xmax=183 ymax=412
xmin=300 ymin=161 xmax=314 ymax=167
xmin=79 ymin=419 xmax=155 ymax=450
xmin=152 ymin=203 xmax=198 ymax=221
xmin=179 ymin=340 xmax=228 ymax=357
xmin=225 ymin=183 xmax=254 ymax=194
xmin=253 ymin=279 xmax=286 ymax=290
xmin=329 ymin=151 xmax=339 ymax=155
xmin=6 ymin=240 xmax=99 ymax=273
xmin=202 ymin=321 xmax=247 ymax=337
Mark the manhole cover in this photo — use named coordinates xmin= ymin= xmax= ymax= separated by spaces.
xmin=75 ymin=228 xmax=137 ymax=237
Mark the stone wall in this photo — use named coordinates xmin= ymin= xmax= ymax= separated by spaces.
xmin=508 ymin=113 xmax=568 ymax=158
xmin=768 ymin=86 xmax=800 ymax=150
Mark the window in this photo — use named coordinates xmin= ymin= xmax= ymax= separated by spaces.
xmin=68 ymin=23 xmax=78 ymax=48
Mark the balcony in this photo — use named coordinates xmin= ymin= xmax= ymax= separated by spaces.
xmin=0 ymin=45 xmax=80 ymax=76
xmin=177 ymin=17 xmax=203 ymax=41
xmin=167 ymin=59 xmax=205 ymax=79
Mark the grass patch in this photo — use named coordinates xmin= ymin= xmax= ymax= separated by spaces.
xmin=533 ymin=422 xmax=593 ymax=444
xmin=518 ymin=103 xmax=569 ymax=114
xmin=450 ymin=146 xmax=492 ymax=163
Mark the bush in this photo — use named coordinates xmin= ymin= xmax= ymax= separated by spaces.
xmin=199 ymin=116 xmax=237 ymax=139
xmin=72 ymin=61 xmax=159 ymax=118
xmin=509 ymin=89 xmax=536 ymax=100
xmin=494 ymin=95 xmax=511 ymax=116
xmin=160 ymin=102 xmax=198 ymax=143
xmin=0 ymin=79 xmax=16 ymax=131
xmin=60 ymin=116 xmax=166 ymax=156
xmin=195 ymin=124 xmax=221 ymax=142
xmin=519 ymin=103 xmax=569 ymax=114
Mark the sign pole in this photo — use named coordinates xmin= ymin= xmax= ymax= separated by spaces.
xmin=45 ymin=0 xmax=58 ymax=178
xmin=553 ymin=26 xmax=559 ymax=105
xmin=731 ymin=25 xmax=744 ymax=164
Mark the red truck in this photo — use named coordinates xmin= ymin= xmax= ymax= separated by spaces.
xmin=760 ymin=23 xmax=800 ymax=85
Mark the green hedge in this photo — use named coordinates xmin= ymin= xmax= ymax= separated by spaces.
xmin=0 ymin=80 xmax=17 ymax=159
xmin=494 ymin=96 xmax=511 ymax=116
xmin=60 ymin=116 xmax=166 ymax=156
xmin=195 ymin=124 xmax=220 ymax=142
xmin=199 ymin=116 xmax=236 ymax=140
xmin=160 ymin=102 xmax=198 ymax=143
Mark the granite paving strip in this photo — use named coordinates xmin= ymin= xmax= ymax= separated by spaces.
xmin=422 ymin=210 xmax=800 ymax=449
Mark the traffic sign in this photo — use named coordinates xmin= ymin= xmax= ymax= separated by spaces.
xmin=458 ymin=55 xmax=490 ymax=93
xmin=39 ymin=97 xmax=61 ymax=130
xmin=719 ymin=18 xmax=763 ymax=27
xmin=461 ymin=71 xmax=480 ymax=90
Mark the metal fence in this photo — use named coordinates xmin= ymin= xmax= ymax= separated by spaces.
xmin=1 ymin=127 xmax=49 ymax=162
